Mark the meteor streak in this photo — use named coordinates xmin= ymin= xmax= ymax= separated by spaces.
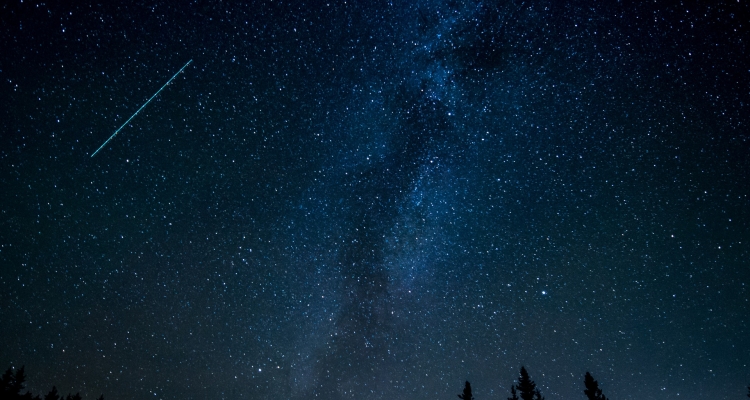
xmin=91 ymin=59 xmax=193 ymax=157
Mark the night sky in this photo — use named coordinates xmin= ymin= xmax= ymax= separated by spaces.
xmin=1 ymin=1 xmax=749 ymax=399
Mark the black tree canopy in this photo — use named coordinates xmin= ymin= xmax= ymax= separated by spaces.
xmin=514 ymin=367 xmax=544 ymax=400
xmin=583 ymin=372 xmax=609 ymax=400
xmin=458 ymin=381 xmax=474 ymax=400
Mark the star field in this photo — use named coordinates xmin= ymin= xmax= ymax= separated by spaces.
xmin=0 ymin=1 xmax=748 ymax=399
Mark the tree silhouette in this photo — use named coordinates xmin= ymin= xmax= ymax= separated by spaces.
xmin=514 ymin=367 xmax=544 ymax=400
xmin=583 ymin=372 xmax=608 ymax=400
xmin=43 ymin=387 xmax=60 ymax=400
xmin=1 ymin=366 xmax=99 ymax=400
xmin=1 ymin=366 xmax=40 ymax=399
xmin=1 ymin=366 xmax=25 ymax=396
xmin=507 ymin=385 xmax=518 ymax=400
xmin=457 ymin=381 xmax=474 ymax=400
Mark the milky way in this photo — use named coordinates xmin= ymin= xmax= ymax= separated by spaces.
xmin=1 ymin=1 xmax=748 ymax=399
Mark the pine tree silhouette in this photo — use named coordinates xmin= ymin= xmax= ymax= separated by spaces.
xmin=583 ymin=372 xmax=608 ymax=400
xmin=1 ymin=366 xmax=25 ymax=396
xmin=507 ymin=385 xmax=518 ymax=400
xmin=514 ymin=367 xmax=544 ymax=400
xmin=1 ymin=367 xmax=15 ymax=398
xmin=0 ymin=366 xmax=40 ymax=399
xmin=43 ymin=387 xmax=60 ymax=400
xmin=458 ymin=381 xmax=474 ymax=400
xmin=1 ymin=366 xmax=99 ymax=400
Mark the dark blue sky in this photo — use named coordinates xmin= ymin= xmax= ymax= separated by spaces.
xmin=1 ymin=1 xmax=748 ymax=399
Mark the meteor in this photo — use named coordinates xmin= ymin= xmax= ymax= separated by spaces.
xmin=91 ymin=59 xmax=193 ymax=157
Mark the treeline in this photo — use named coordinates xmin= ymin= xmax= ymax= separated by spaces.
xmin=4 ymin=364 xmax=750 ymax=399
xmin=458 ymin=367 xmax=750 ymax=400
xmin=457 ymin=367 xmax=607 ymax=400
xmin=0 ymin=366 xmax=102 ymax=400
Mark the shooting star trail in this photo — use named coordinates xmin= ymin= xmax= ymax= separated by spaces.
xmin=91 ymin=59 xmax=193 ymax=158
